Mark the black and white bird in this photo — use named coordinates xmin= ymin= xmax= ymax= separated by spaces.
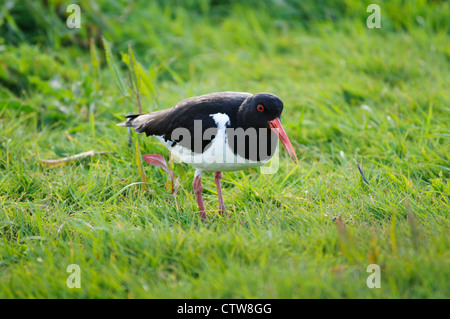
xmin=118 ymin=91 xmax=298 ymax=219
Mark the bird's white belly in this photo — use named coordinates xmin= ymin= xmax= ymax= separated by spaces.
xmin=156 ymin=113 xmax=270 ymax=172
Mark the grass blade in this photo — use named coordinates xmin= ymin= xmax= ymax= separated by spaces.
xmin=102 ymin=37 xmax=129 ymax=97
xmin=135 ymin=139 xmax=149 ymax=192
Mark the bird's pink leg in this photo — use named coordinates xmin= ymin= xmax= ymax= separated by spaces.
xmin=214 ymin=171 xmax=226 ymax=215
xmin=193 ymin=174 xmax=206 ymax=219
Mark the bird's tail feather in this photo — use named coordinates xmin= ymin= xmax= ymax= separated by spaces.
xmin=117 ymin=110 xmax=170 ymax=136
xmin=116 ymin=114 xmax=141 ymax=128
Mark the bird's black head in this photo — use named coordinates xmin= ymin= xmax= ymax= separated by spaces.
xmin=238 ymin=93 xmax=284 ymax=129
xmin=236 ymin=92 xmax=298 ymax=164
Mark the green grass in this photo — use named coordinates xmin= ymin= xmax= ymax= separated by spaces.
xmin=0 ymin=0 xmax=449 ymax=298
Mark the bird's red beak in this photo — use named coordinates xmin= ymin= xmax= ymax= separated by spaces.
xmin=268 ymin=118 xmax=298 ymax=165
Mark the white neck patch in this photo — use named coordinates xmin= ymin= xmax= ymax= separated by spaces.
xmin=210 ymin=113 xmax=230 ymax=128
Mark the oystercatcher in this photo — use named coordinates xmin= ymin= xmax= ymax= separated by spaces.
xmin=118 ymin=92 xmax=298 ymax=218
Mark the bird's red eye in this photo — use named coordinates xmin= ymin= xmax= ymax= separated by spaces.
xmin=257 ymin=104 xmax=264 ymax=112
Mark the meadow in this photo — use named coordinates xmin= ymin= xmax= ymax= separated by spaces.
xmin=0 ymin=0 xmax=449 ymax=298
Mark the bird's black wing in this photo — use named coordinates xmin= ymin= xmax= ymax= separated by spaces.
xmin=117 ymin=92 xmax=252 ymax=153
